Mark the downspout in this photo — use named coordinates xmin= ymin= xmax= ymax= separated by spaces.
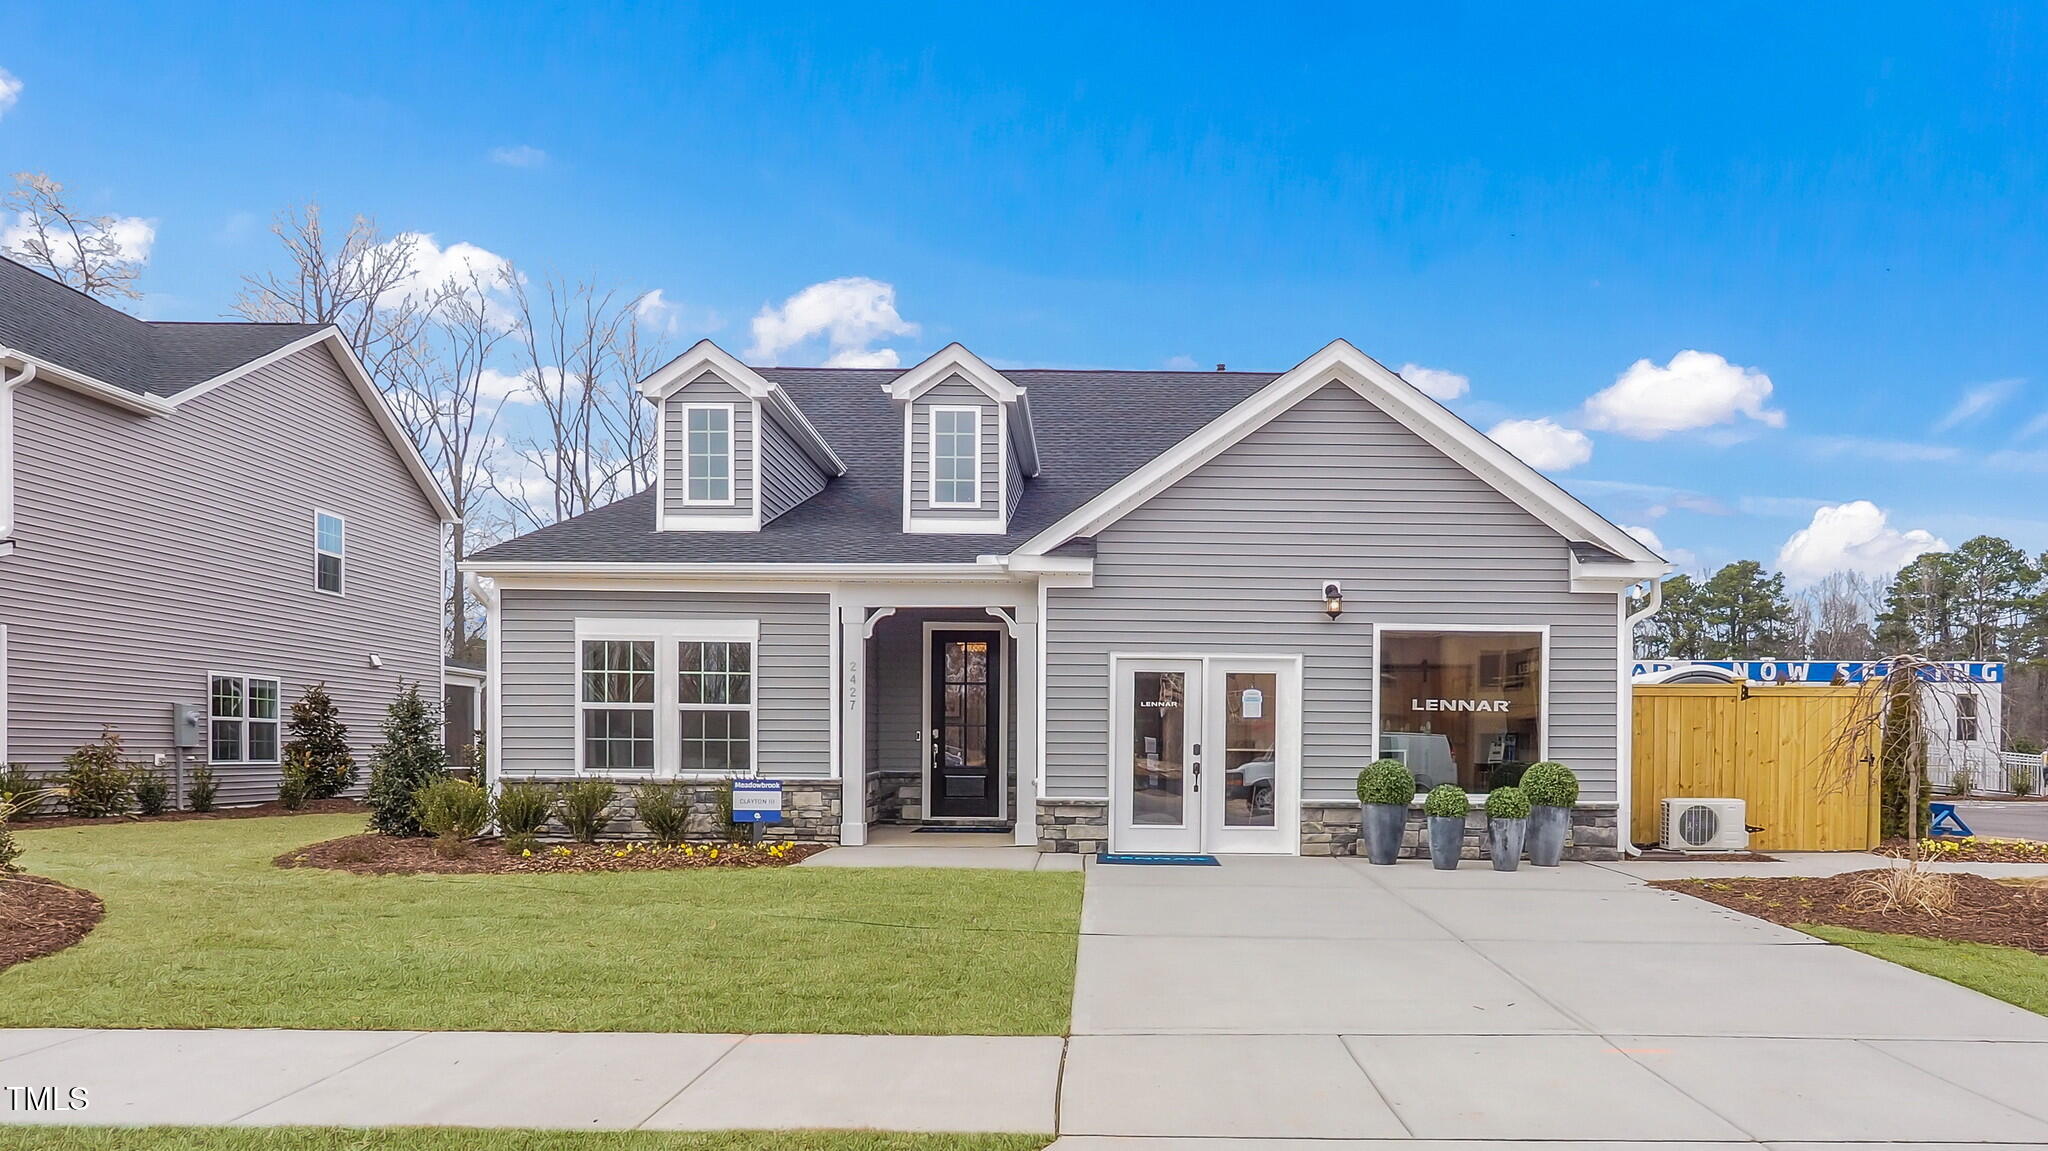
xmin=1618 ymin=577 xmax=1665 ymax=857
xmin=0 ymin=347 xmax=35 ymax=551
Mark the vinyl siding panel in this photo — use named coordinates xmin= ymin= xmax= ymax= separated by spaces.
xmin=758 ymin=410 xmax=826 ymax=524
xmin=1044 ymin=382 xmax=1621 ymax=804
xmin=907 ymin=377 xmax=1000 ymax=521
xmin=498 ymin=588 xmax=831 ymax=778
xmin=661 ymin=374 xmax=753 ymax=520
xmin=0 ymin=348 xmax=444 ymax=805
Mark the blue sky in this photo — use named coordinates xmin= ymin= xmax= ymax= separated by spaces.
xmin=4 ymin=2 xmax=2045 ymax=578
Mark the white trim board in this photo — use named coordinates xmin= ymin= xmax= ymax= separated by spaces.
xmin=884 ymin=342 xmax=1040 ymax=476
xmin=637 ymin=340 xmax=845 ymax=477
xmin=570 ymin=617 xmax=763 ymax=779
xmin=1368 ymin=622 xmax=1552 ymax=784
xmin=1012 ymin=339 xmax=1666 ymax=568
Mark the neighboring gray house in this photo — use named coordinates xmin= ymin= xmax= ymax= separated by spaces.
xmin=0 ymin=257 xmax=455 ymax=805
xmin=466 ymin=339 xmax=1668 ymax=857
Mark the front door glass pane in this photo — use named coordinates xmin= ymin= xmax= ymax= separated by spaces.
xmin=941 ymin=640 xmax=990 ymax=773
xmin=1131 ymin=670 xmax=1187 ymax=826
xmin=1222 ymin=672 xmax=1278 ymax=827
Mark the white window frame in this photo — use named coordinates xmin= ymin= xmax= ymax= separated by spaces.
xmin=208 ymin=672 xmax=283 ymax=766
xmin=927 ymin=405 xmax=983 ymax=509
xmin=574 ymin=637 xmax=659 ymax=775
xmin=680 ymin=403 xmax=737 ymax=507
xmin=1955 ymin=692 xmax=1980 ymax=743
xmin=572 ymin=618 xmax=761 ymax=779
xmin=1368 ymin=623 xmax=1551 ymax=800
xmin=313 ymin=509 xmax=346 ymax=596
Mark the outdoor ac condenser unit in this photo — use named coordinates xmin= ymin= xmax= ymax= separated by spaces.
xmin=1660 ymin=798 xmax=1750 ymax=852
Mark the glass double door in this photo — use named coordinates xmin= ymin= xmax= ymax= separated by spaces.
xmin=1111 ymin=657 xmax=1296 ymax=855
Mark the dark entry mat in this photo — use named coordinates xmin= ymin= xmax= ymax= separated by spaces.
xmin=912 ymin=825 xmax=1013 ymax=834
xmin=1096 ymin=853 xmax=1220 ymax=866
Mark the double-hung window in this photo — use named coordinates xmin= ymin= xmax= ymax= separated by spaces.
xmin=575 ymin=620 xmax=758 ymax=777
xmin=929 ymin=407 xmax=981 ymax=507
xmin=314 ymin=511 xmax=345 ymax=595
xmin=683 ymin=405 xmax=733 ymax=505
xmin=210 ymin=674 xmax=281 ymax=764
xmin=679 ymin=641 xmax=753 ymax=773
xmin=578 ymin=640 xmax=656 ymax=771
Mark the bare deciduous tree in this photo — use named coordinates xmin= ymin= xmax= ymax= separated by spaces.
xmin=3 ymin=171 xmax=150 ymax=300
xmin=235 ymin=203 xmax=430 ymax=388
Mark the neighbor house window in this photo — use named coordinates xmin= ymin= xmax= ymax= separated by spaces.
xmin=1956 ymin=694 xmax=1980 ymax=742
xmin=679 ymin=640 xmax=754 ymax=773
xmin=578 ymin=640 xmax=655 ymax=771
xmin=930 ymin=407 xmax=981 ymax=507
xmin=314 ymin=511 xmax=345 ymax=594
xmin=210 ymin=674 xmax=281 ymax=764
xmin=683 ymin=405 xmax=733 ymax=504
xmin=1377 ymin=630 xmax=1544 ymax=793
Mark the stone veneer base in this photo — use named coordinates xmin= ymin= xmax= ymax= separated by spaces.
xmin=1035 ymin=797 xmax=1109 ymax=854
xmin=505 ymin=777 xmax=842 ymax=844
xmin=1300 ymin=801 xmax=1621 ymax=861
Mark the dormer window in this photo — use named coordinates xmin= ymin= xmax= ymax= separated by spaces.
xmin=930 ymin=407 xmax=982 ymax=508
xmin=683 ymin=404 xmax=734 ymax=505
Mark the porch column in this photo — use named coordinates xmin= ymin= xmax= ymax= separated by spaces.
xmin=838 ymin=607 xmax=868 ymax=846
xmin=1011 ymin=615 xmax=1040 ymax=847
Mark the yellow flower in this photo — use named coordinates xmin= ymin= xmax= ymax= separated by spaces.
xmin=521 ymin=849 xmax=533 ymax=858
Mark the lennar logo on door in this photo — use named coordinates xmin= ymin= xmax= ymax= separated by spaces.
xmin=1411 ymin=698 xmax=1511 ymax=712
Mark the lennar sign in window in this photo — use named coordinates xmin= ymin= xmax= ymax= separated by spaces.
xmin=1378 ymin=631 xmax=1543 ymax=793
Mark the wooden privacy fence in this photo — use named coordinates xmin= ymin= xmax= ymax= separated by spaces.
xmin=1632 ymin=683 xmax=1881 ymax=852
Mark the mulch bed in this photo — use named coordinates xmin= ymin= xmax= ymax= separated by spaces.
xmin=277 ymin=833 xmax=828 ymax=875
xmin=1655 ymin=868 xmax=2048 ymax=952
xmin=17 ymin=798 xmax=365 ymax=831
xmin=1873 ymin=837 xmax=2048 ymax=863
xmin=0 ymin=875 xmax=104 ymax=971
xmin=1631 ymin=849 xmax=1780 ymax=863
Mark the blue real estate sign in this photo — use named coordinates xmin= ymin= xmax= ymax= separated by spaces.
xmin=730 ymin=779 xmax=784 ymax=824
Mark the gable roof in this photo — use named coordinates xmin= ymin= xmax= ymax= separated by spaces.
xmin=0 ymin=255 xmax=323 ymax=397
xmin=468 ymin=341 xmax=1668 ymax=574
xmin=638 ymin=340 xmax=847 ymax=476
xmin=0 ymin=256 xmax=456 ymax=522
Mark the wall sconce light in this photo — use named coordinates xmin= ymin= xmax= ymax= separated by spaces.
xmin=1321 ymin=581 xmax=1344 ymax=620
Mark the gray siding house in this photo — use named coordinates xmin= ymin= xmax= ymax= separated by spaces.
xmin=0 ymin=257 xmax=455 ymax=805
xmin=467 ymin=339 xmax=1667 ymax=857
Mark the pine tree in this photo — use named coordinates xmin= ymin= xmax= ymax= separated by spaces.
xmin=366 ymin=681 xmax=449 ymax=836
xmin=285 ymin=683 xmax=357 ymax=800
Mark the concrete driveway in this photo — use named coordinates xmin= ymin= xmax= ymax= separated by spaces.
xmin=1058 ymin=855 xmax=2048 ymax=1147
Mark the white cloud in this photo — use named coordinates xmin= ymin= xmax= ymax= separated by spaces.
xmin=488 ymin=144 xmax=548 ymax=168
xmin=475 ymin=367 xmax=532 ymax=405
xmin=1934 ymin=378 xmax=2021 ymax=433
xmin=1805 ymin=435 xmax=1960 ymax=464
xmin=1582 ymin=350 xmax=1784 ymax=439
xmin=1 ymin=210 xmax=156 ymax=267
xmin=1775 ymin=500 xmax=1947 ymax=586
xmin=1163 ymin=354 xmax=1200 ymax=371
xmin=1486 ymin=417 xmax=1592 ymax=471
xmin=2017 ymin=410 xmax=2048 ymax=441
xmin=0 ymin=68 xmax=21 ymax=120
xmin=374 ymin=233 xmax=516 ymax=326
xmin=1397 ymin=363 xmax=1469 ymax=400
xmin=1621 ymin=524 xmax=1694 ymax=568
xmin=746 ymin=277 xmax=918 ymax=367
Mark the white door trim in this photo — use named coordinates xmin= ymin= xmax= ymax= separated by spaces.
xmin=920 ymin=622 xmax=1010 ymax=823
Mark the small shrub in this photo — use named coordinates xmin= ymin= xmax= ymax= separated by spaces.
xmin=0 ymin=764 xmax=49 ymax=821
xmin=1488 ymin=761 xmax=1530 ymax=791
xmin=714 ymin=782 xmax=743 ymax=842
xmin=1518 ymin=761 xmax=1579 ymax=809
xmin=2013 ymin=766 xmax=2038 ymax=798
xmin=132 ymin=770 xmax=171 ymax=816
xmin=2012 ymin=735 xmax=2044 ymax=756
xmin=366 ymin=682 xmax=449 ymax=836
xmin=417 ymin=779 xmax=491 ymax=855
xmin=1355 ymin=758 xmax=1416 ymax=806
xmin=495 ymin=782 xmax=554 ymax=837
xmin=558 ymin=780 xmax=619 ymax=843
xmin=286 ymin=683 xmax=357 ymax=799
xmin=278 ymin=747 xmax=315 ymax=811
xmin=1485 ymin=785 xmax=1532 ymax=821
xmin=634 ymin=783 xmax=691 ymax=845
xmin=1422 ymin=783 xmax=1469 ymax=819
xmin=1947 ymin=766 xmax=1975 ymax=797
xmin=62 ymin=728 xmax=134 ymax=818
xmin=503 ymin=831 xmax=541 ymax=855
xmin=186 ymin=763 xmax=218 ymax=813
xmin=0 ymin=783 xmax=56 ymax=873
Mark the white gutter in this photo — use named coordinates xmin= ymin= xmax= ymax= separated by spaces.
xmin=1618 ymin=576 xmax=1665 ymax=858
xmin=0 ymin=345 xmax=174 ymax=415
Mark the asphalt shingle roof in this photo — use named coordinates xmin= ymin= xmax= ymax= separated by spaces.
xmin=0 ymin=255 xmax=324 ymax=397
xmin=471 ymin=366 xmax=1285 ymax=564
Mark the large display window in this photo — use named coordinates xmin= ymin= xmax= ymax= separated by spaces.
xmin=1377 ymin=629 xmax=1544 ymax=792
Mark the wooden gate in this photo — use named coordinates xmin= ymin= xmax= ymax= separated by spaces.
xmin=1632 ymin=683 xmax=1881 ymax=852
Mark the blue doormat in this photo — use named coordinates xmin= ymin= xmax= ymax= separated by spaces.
xmin=912 ymin=825 xmax=1012 ymax=834
xmin=1096 ymin=852 xmax=1220 ymax=866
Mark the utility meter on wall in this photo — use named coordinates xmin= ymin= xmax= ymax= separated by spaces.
xmin=172 ymin=703 xmax=205 ymax=750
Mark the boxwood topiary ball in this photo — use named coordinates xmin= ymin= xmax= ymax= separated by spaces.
xmin=1519 ymin=761 xmax=1579 ymax=808
xmin=1422 ymin=783 xmax=1470 ymax=819
xmin=1485 ymin=785 xmax=1532 ymax=821
xmin=1356 ymin=758 xmax=1417 ymax=805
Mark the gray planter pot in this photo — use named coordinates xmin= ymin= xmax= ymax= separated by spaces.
xmin=1526 ymin=805 xmax=1570 ymax=867
xmin=1427 ymin=814 xmax=1464 ymax=870
xmin=1360 ymin=802 xmax=1407 ymax=865
xmin=1488 ymin=817 xmax=1528 ymax=871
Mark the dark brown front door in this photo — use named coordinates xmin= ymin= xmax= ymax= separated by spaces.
xmin=929 ymin=630 xmax=1002 ymax=819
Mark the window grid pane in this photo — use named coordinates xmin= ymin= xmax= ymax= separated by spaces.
xmin=685 ymin=408 xmax=731 ymax=502
xmin=932 ymin=409 xmax=978 ymax=504
xmin=581 ymin=641 xmax=654 ymax=704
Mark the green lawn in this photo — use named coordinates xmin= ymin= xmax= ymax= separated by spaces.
xmin=2 ymin=1130 xmax=1046 ymax=1151
xmin=2 ymin=815 xmax=1080 ymax=1034
xmin=1805 ymin=924 xmax=2048 ymax=1016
